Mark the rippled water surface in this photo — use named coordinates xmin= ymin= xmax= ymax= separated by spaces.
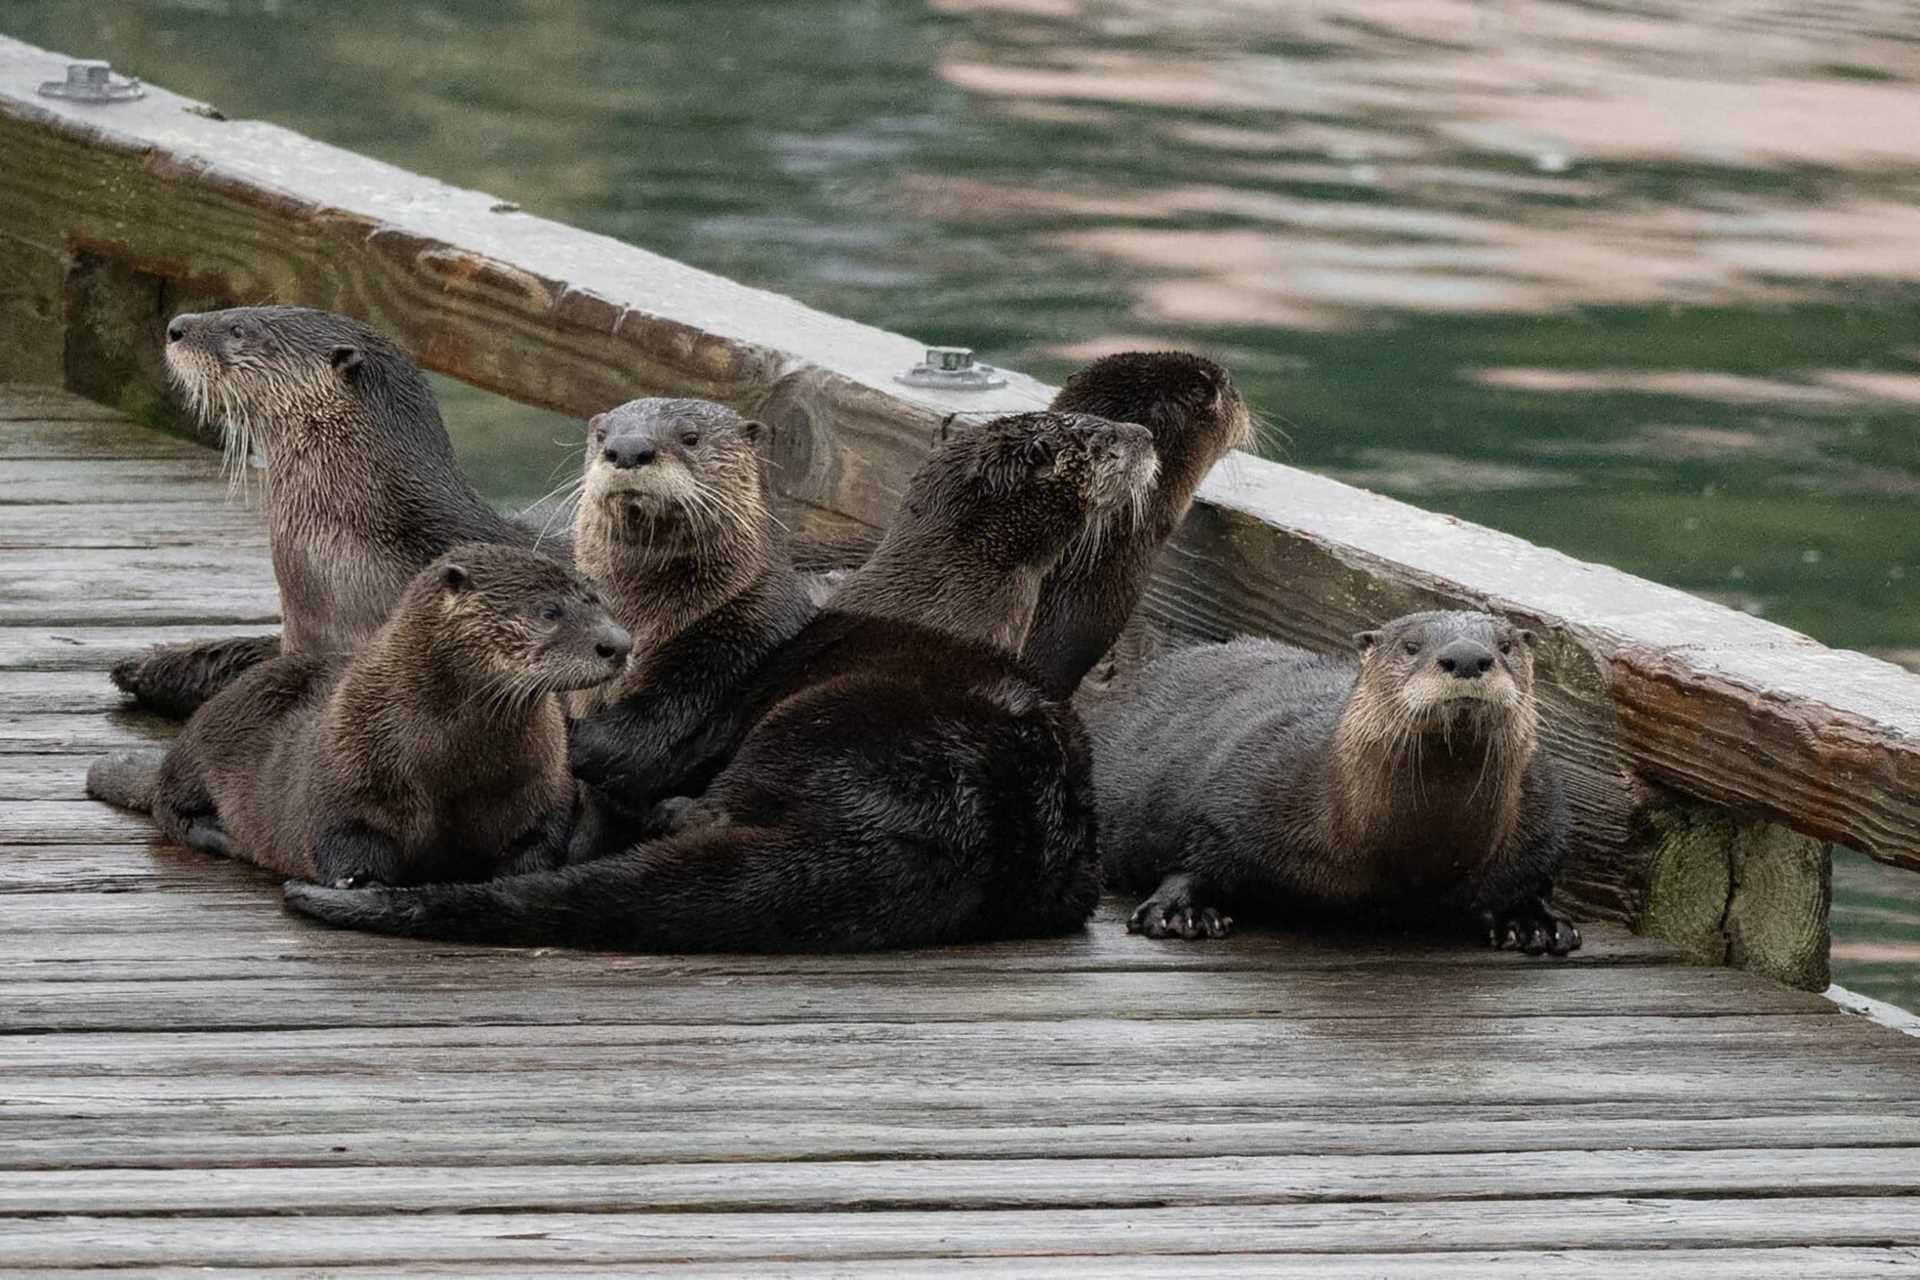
xmin=12 ymin=0 xmax=1920 ymax=1004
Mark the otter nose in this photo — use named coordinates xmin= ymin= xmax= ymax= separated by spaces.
xmin=165 ymin=316 xmax=192 ymax=343
xmin=603 ymin=440 xmax=657 ymax=470
xmin=1435 ymin=639 xmax=1495 ymax=679
xmin=594 ymin=623 xmax=633 ymax=664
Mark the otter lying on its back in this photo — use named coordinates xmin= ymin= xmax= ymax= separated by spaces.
xmin=89 ymin=544 xmax=630 ymax=887
xmin=111 ymin=306 xmax=535 ymax=717
xmin=1091 ymin=611 xmax=1580 ymax=955
xmin=286 ymin=411 xmax=1157 ymax=951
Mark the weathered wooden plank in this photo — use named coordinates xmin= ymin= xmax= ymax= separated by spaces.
xmin=0 ymin=502 xmax=267 ymax=548
xmin=6 ymin=1148 xmax=1919 ymax=1217
xmin=0 ymin=960 xmax=1837 ymax=1033
xmin=0 ymin=411 xmax=209 ymax=460
xmin=12 ymin=1032 xmax=1917 ymax=1119
xmin=0 ymin=754 xmax=87 ymax=799
xmin=0 ymin=802 xmax=157 ymax=846
xmin=12 ymin=1104 xmax=1920 ymax=1175
xmin=0 ymin=37 xmax=1911 ymax=912
xmin=0 ymin=528 xmax=268 ymax=627
xmin=0 ymin=672 xmax=135 ymax=715
xmin=0 ymin=383 xmax=127 ymax=423
xmin=0 ymin=457 xmax=232 ymax=503
xmin=16 ymin=1252 xmax=1918 ymax=1280
xmin=0 ymin=623 xmax=274 ymax=672
xmin=0 ymin=710 xmax=176 ymax=754
xmin=0 ymin=1011 xmax=1857 ymax=1076
xmin=5 ymin=1198 xmax=1919 ymax=1268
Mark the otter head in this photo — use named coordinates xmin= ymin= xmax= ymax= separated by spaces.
xmin=909 ymin=411 xmax=1158 ymax=572
xmin=1348 ymin=611 xmax=1540 ymax=750
xmin=164 ymin=306 xmax=443 ymax=483
xmin=577 ymin=398 xmax=769 ymax=565
xmin=1052 ymin=351 xmax=1253 ymax=458
xmin=404 ymin=543 xmax=633 ymax=702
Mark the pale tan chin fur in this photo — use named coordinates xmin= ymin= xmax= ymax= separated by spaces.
xmin=163 ymin=345 xmax=338 ymax=499
xmin=1338 ymin=662 xmax=1538 ymax=754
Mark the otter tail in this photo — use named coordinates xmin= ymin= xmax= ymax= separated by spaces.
xmin=285 ymin=824 xmax=1095 ymax=953
xmin=111 ymin=635 xmax=281 ymax=719
xmin=85 ymin=749 xmax=168 ymax=813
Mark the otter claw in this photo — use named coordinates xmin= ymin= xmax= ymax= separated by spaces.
xmin=1128 ymin=894 xmax=1233 ymax=942
xmin=1486 ymin=900 xmax=1581 ymax=958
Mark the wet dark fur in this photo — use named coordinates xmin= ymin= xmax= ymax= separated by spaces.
xmin=1023 ymin=352 xmax=1251 ymax=698
xmin=111 ymin=306 xmax=534 ymax=717
xmin=284 ymin=411 xmax=1157 ymax=952
xmin=783 ymin=352 xmax=1246 ymax=696
xmin=1090 ymin=612 xmax=1579 ymax=955
xmin=561 ymin=399 xmax=817 ymax=851
xmin=90 ymin=544 xmax=630 ymax=887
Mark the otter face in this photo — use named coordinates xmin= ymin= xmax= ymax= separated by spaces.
xmin=1053 ymin=351 xmax=1255 ymax=453
xmin=922 ymin=411 xmax=1157 ymax=568
xmin=578 ymin=398 xmax=768 ymax=553
xmin=424 ymin=543 xmax=633 ymax=698
xmin=1354 ymin=611 xmax=1539 ymax=733
xmin=164 ymin=305 xmax=422 ymax=482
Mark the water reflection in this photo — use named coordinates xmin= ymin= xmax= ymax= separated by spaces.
xmin=11 ymin=0 xmax=1918 ymax=1004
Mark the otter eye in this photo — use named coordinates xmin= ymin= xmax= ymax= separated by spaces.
xmin=227 ymin=324 xmax=245 ymax=339
xmin=540 ymin=603 xmax=563 ymax=622
xmin=1499 ymin=640 xmax=1513 ymax=655
xmin=1403 ymin=641 xmax=1420 ymax=657
xmin=680 ymin=431 xmax=700 ymax=447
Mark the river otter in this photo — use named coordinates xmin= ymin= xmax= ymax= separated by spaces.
xmin=1022 ymin=351 xmax=1251 ymax=698
xmin=787 ymin=351 xmax=1248 ymax=696
xmin=284 ymin=410 xmax=1158 ymax=951
xmin=88 ymin=543 xmax=631 ymax=887
xmin=109 ymin=306 xmax=535 ymax=717
xmin=1090 ymin=611 xmax=1580 ymax=955
xmin=561 ymin=398 xmax=816 ymax=852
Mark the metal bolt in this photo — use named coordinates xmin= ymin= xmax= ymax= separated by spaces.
xmin=895 ymin=346 xmax=1008 ymax=392
xmin=38 ymin=60 xmax=145 ymax=104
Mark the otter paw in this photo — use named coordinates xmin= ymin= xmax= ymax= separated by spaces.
xmin=1484 ymin=900 xmax=1581 ymax=957
xmin=1127 ymin=877 xmax=1233 ymax=941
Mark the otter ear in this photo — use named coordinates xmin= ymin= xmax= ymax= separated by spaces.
xmin=440 ymin=562 xmax=469 ymax=595
xmin=1519 ymin=628 xmax=1539 ymax=649
xmin=1354 ymin=630 xmax=1380 ymax=653
xmin=739 ymin=419 xmax=765 ymax=445
xmin=330 ymin=344 xmax=365 ymax=377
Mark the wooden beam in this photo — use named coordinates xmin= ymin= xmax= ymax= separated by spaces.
xmin=0 ymin=35 xmax=1912 ymax=913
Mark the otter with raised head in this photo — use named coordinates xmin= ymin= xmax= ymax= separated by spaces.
xmin=561 ymin=398 xmax=816 ymax=850
xmin=791 ymin=352 xmax=1249 ymax=696
xmin=285 ymin=411 xmax=1158 ymax=951
xmin=1091 ymin=611 xmax=1580 ymax=955
xmin=1023 ymin=351 xmax=1250 ymax=698
xmin=88 ymin=543 xmax=631 ymax=887
xmin=110 ymin=306 xmax=535 ymax=718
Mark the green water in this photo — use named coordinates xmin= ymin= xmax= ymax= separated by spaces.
xmin=12 ymin=0 xmax=1920 ymax=1002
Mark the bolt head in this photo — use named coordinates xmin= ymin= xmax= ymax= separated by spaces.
xmin=926 ymin=346 xmax=974 ymax=373
xmin=69 ymin=61 xmax=112 ymax=87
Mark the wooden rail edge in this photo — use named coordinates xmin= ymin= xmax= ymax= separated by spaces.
xmin=0 ymin=35 xmax=1913 ymax=926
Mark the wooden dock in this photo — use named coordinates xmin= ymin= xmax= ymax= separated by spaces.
xmin=5 ymin=384 xmax=1920 ymax=1274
